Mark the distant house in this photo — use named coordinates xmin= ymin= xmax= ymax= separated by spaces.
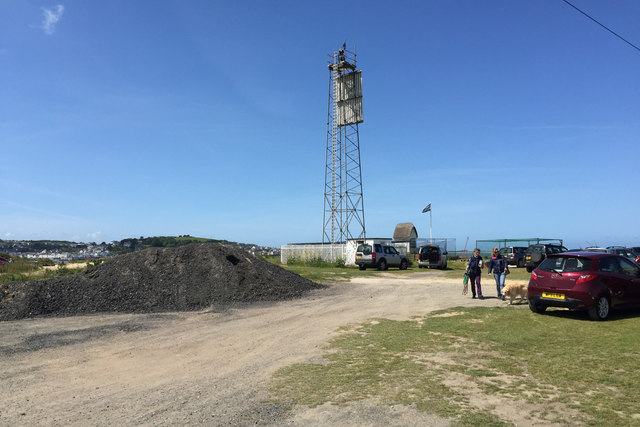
xmin=393 ymin=223 xmax=418 ymax=253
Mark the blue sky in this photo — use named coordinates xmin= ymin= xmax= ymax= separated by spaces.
xmin=1 ymin=1 xmax=639 ymax=249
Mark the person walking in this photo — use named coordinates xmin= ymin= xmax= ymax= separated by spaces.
xmin=467 ymin=248 xmax=484 ymax=299
xmin=488 ymin=247 xmax=509 ymax=300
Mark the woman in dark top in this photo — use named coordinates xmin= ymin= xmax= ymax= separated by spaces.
xmin=467 ymin=248 xmax=484 ymax=299
xmin=488 ymin=247 xmax=509 ymax=300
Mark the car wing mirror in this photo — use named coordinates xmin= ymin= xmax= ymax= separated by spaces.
xmin=443 ymin=251 xmax=448 ymax=255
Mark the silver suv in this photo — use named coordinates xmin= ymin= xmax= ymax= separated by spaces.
xmin=606 ymin=246 xmax=637 ymax=262
xmin=417 ymin=244 xmax=448 ymax=269
xmin=355 ymin=243 xmax=408 ymax=271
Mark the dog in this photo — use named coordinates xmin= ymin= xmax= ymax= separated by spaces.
xmin=501 ymin=282 xmax=528 ymax=305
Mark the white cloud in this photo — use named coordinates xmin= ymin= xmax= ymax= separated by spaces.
xmin=41 ymin=5 xmax=64 ymax=35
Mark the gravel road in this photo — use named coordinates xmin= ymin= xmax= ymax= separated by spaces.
xmin=0 ymin=272 xmax=516 ymax=426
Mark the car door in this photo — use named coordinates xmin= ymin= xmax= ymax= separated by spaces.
xmin=618 ymin=257 xmax=640 ymax=305
xmin=418 ymin=247 xmax=427 ymax=261
xmin=386 ymin=246 xmax=399 ymax=267
xmin=598 ymin=257 xmax=633 ymax=307
xmin=429 ymin=247 xmax=439 ymax=264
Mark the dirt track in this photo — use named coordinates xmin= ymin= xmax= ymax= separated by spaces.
xmin=0 ymin=272 xmax=520 ymax=426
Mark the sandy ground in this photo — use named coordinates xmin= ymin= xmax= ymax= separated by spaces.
xmin=0 ymin=272 xmax=526 ymax=426
xmin=42 ymin=262 xmax=89 ymax=271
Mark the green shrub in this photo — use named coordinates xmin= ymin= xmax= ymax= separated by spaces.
xmin=0 ymin=258 xmax=88 ymax=282
xmin=286 ymin=256 xmax=343 ymax=268
xmin=52 ymin=264 xmax=85 ymax=277
xmin=88 ymin=258 xmax=104 ymax=267
xmin=306 ymin=257 xmax=330 ymax=267
xmin=285 ymin=256 xmax=299 ymax=265
xmin=2 ymin=258 xmax=39 ymax=274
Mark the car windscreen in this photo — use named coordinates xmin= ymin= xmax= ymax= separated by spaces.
xmin=357 ymin=245 xmax=372 ymax=255
xmin=538 ymin=256 xmax=591 ymax=273
xmin=616 ymin=249 xmax=635 ymax=257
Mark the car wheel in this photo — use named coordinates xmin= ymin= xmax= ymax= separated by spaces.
xmin=588 ymin=296 xmax=610 ymax=321
xmin=378 ymin=259 xmax=387 ymax=271
xmin=517 ymin=259 xmax=524 ymax=268
xmin=526 ymin=266 xmax=533 ymax=273
xmin=358 ymin=265 xmax=366 ymax=271
xmin=399 ymin=259 xmax=408 ymax=270
xmin=528 ymin=299 xmax=547 ymax=314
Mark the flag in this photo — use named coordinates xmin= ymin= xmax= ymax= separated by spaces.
xmin=422 ymin=203 xmax=431 ymax=213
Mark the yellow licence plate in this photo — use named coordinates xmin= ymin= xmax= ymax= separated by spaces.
xmin=542 ymin=292 xmax=565 ymax=300
xmin=356 ymin=255 xmax=361 ymax=259
xmin=526 ymin=256 xmax=531 ymax=261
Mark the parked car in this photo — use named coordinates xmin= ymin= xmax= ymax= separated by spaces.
xmin=355 ymin=243 xmax=408 ymax=271
xmin=528 ymin=252 xmax=640 ymax=320
xmin=0 ymin=257 xmax=8 ymax=265
xmin=417 ymin=244 xmax=447 ymax=269
xmin=606 ymin=246 xmax=638 ymax=262
xmin=499 ymin=246 xmax=527 ymax=267
xmin=524 ymin=244 xmax=568 ymax=272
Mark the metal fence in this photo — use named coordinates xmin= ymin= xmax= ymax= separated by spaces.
xmin=280 ymin=244 xmax=347 ymax=264
xmin=281 ymin=241 xmax=412 ymax=265
xmin=414 ymin=238 xmax=456 ymax=254
xmin=475 ymin=238 xmax=563 ymax=257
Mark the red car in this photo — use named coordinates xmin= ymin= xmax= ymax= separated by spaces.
xmin=0 ymin=257 xmax=9 ymax=265
xmin=528 ymin=252 xmax=640 ymax=321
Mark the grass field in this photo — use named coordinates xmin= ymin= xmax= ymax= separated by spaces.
xmin=270 ymin=258 xmax=640 ymax=426
xmin=270 ymin=305 xmax=640 ymax=426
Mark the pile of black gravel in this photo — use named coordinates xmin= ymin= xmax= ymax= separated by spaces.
xmin=0 ymin=243 xmax=323 ymax=321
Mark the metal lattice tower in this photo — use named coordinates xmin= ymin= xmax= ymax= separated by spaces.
xmin=323 ymin=44 xmax=365 ymax=244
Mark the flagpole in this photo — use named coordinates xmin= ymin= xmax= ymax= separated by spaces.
xmin=422 ymin=202 xmax=432 ymax=244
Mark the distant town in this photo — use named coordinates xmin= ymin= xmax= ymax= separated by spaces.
xmin=0 ymin=236 xmax=280 ymax=262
